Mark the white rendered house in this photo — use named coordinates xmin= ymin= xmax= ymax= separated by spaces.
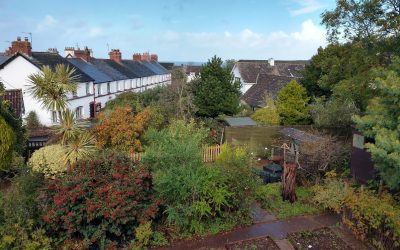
xmin=0 ymin=39 xmax=171 ymax=125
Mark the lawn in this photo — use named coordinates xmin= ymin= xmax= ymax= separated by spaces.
xmin=255 ymin=182 xmax=322 ymax=219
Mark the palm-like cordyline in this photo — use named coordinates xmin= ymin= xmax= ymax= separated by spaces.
xmin=54 ymin=109 xmax=88 ymax=145
xmin=64 ymin=131 xmax=97 ymax=168
xmin=28 ymin=64 xmax=79 ymax=122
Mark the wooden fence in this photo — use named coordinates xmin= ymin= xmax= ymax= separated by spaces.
xmin=130 ymin=144 xmax=222 ymax=163
xmin=202 ymin=144 xmax=222 ymax=163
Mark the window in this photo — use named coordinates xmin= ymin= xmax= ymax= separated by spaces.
xmin=51 ymin=111 xmax=58 ymax=123
xmin=116 ymin=82 xmax=119 ymax=91
xmin=235 ymin=77 xmax=241 ymax=82
xmin=72 ymin=90 xmax=77 ymax=97
xmin=97 ymin=84 xmax=102 ymax=95
xmin=86 ymin=82 xmax=90 ymax=95
xmin=107 ymin=82 xmax=111 ymax=93
xmin=75 ymin=106 xmax=83 ymax=119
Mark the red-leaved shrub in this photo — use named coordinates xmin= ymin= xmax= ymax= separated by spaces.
xmin=41 ymin=152 xmax=161 ymax=247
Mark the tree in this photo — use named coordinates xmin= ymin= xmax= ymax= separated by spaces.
xmin=250 ymin=95 xmax=280 ymax=125
xmin=224 ymin=59 xmax=237 ymax=72
xmin=191 ymin=56 xmax=241 ymax=117
xmin=353 ymin=57 xmax=400 ymax=190
xmin=94 ymin=106 xmax=152 ymax=153
xmin=276 ymin=80 xmax=311 ymax=125
xmin=322 ymin=0 xmax=400 ymax=43
xmin=300 ymin=42 xmax=378 ymax=110
xmin=25 ymin=111 xmax=42 ymax=129
xmin=28 ymin=64 xmax=78 ymax=122
xmin=160 ymin=68 xmax=195 ymax=121
xmin=0 ymin=83 xmax=26 ymax=156
xmin=0 ymin=116 xmax=15 ymax=171
xmin=310 ymin=96 xmax=359 ymax=129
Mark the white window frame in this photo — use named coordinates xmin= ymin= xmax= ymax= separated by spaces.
xmin=75 ymin=106 xmax=83 ymax=119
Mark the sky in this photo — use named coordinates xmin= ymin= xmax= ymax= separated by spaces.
xmin=0 ymin=0 xmax=336 ymax=62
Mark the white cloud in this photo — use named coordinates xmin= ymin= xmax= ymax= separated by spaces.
xmin=158 ymin=19 xmax=326 ymax=60
xmin=62 ymin=25 xmax=106 ymax=40
xmin=289 ymin=0 xmax=325 ymax=16
xmin=35 ymin=15 xmax=57 ymax=32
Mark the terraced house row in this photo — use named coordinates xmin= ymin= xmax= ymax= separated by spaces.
xmin=0 ymin=37 xmax=171 ymax=125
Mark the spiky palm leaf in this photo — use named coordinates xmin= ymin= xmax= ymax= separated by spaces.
xmin=54 ymin=109 xmax=88 ymax=145
xmin=64 ymin=131 xmax=96 ymax=168
xmin=28 ymin=64 xmax=79 ymax=119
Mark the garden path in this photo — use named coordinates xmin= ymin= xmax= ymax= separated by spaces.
xmin=156 ymin=213 xmax=370 ymax=250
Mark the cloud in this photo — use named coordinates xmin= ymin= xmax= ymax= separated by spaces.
xmin=35 ymin=15 xmax=57 ymax=32
xmin=158 ymin=19 xmax=326 ymax=60
xmin=289 ymin=0 xmax=325 ymax=16
xmin=62 ymin=24 xmax=107 ymax=40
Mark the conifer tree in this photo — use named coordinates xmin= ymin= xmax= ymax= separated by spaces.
xmin=353 ymin=58 xmax=400 ymax=190
xmin=191 ymin=56 xmax=241 ymax=117
xmin=276 ymin=80 xmax=311 ymax=125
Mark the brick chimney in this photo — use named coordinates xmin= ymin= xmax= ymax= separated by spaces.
xmin=47 ymin=48 xmax=59 ymax=54
xmin=5 ymin=37 xmax=32 ymax=57
xmin=109 ymin=49 xmax=122 ymax=62
xmin=150 ymin=54 xmax=158 ymax=61
xmin=133 ymin=53 xmax=141 ymax=61
xmin=142 ymin=52 xmax=150 ymax=61
xmin=74 ymin=46 xmax=91 ymax=61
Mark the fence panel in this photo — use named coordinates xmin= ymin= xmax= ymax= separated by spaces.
xmin=130 ymin=145 xmax=221 ymax=163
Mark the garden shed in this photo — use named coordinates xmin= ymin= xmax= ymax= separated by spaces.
xmin=223 ymin=117 xmax=257 ymax=127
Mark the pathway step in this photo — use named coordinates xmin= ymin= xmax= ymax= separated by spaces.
xmin=274 ymin=239 xmax=295 ymax=250
xmin=250 ymin=202 xmax=276 ymax=224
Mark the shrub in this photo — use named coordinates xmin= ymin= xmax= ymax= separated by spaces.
xmin=314 ymin=178 xmax=400 ymax=249
xmin=143 ymin=120 xmax=235 ymax=234
xmin=41 ymin=152 xmax=160 ymax=248
xmin=250 ymin=96 xmax=280 ymax=125
xmin=0 ymin=171 xmax=51 ymax=249
xmin=134 ymin=221 xmax=152 ymax=248
xmin=0 ymin=116 xmax=15 ymax=171
xmin=312 ymin=178 xmax=353 ymax=213
xmin=28 ymin=144 xmax=67 ymax=178
xmin=216 ymin=145 xmax=257 ymax=216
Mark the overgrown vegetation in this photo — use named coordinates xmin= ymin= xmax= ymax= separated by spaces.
xmin=255 ymin=183 xmax=321 ymax=219
xmin=314 ymin=177 xmax=400 ymax=250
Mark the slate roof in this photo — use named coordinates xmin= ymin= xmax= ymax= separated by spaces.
xmin=236 ymin=60 xmax=306 ymax=83
xmin=241 ymin=74 xmax=293 ymax=108
xmin=281 ymin=128 xmax=322 ymax=144
xmin=121 ymin=60 xmax=153 ymax=77
xmin=67 ymin=58 xmax=113 ymax=83
xmin=4 ymin=89 xmax=24 ymax=117
xmin=159 ymin=62 xmax=174 ymax=71
xmin=223 ymin=117 xmax=257 ymax=127
xmin=29 ymin=52 xmax=94 ymax=82
xmin=0 ymin=56 xmax=10 ymax=65
xmin=185 ymin=65 xmax=202 ymax=75
xmin=90 ymin=59 xmax=129 ymax=81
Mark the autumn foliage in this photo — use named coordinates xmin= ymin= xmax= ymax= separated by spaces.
xmin=94 ymin=106 xmax=151 ymax=153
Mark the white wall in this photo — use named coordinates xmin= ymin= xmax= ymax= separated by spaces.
xmin=0 ymin=56 xmax=54 ymax=124
xmin=0 ymin=56 xmax=172 ymax=124
xmin=232 ymin=63 xmax=254 ymax=94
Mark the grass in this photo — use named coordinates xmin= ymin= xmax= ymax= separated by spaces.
xmin=255 ymin=182 xmax=322 ymax=219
